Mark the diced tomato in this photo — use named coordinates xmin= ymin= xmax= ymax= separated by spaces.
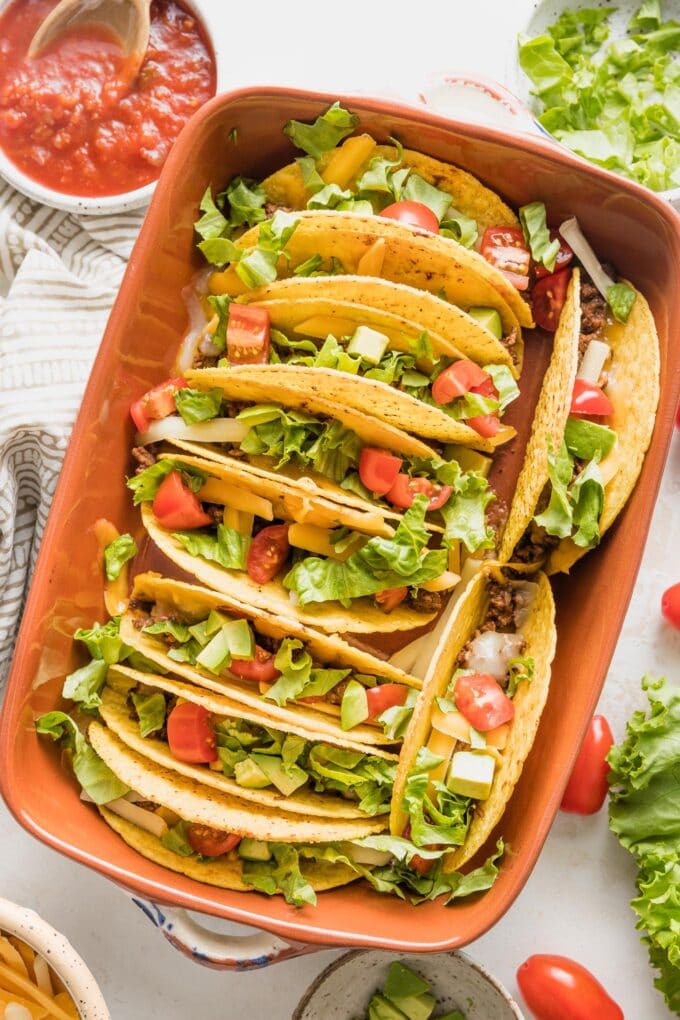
xmin=359 ymin=448 xmax=403 ymax=495
xmin=380 ymin=201 xmax=439 ymax=233
xmin=365 ymin=684 xmax=408 ymax=723
xmin=410 ymin=853 xmax=434 ymax=875
xmin=226 ymin=305 xmax=270 ymax=364
xmin=570 ymin=379 xmax=613 ymax=417
xmin=229 ymin=645 xmax=281 ymax=683
xmin=481 ymin=227 xmax=531 ymax=290
xmin=453 ymin=672 xmax=515 ymax=731
xmin=375 ymin=587 xmax=409 ymax=613
xmin=246 ymin=524 xmax=290 ymax=584
xmin=467 ymin=413 xmax=501 ymax=438
xmin=534 ymin=230 xmax=574 ymax=279
xmin=386 ymin=475 xmax=452 ymax=511
xmin=532 ymin=269 xmax=570 ymax=332
xmin=661 ymin=582 xmax=680 ymax=628
xmin=130 ymin=377 xmax=187 ymax=433
xmin=517 ymin=955 xmax=623 ymax=1020
xmin=561 ymin=715 xmax=614 ymax=815
xmin=187 ymin=825 xmax=241 ymax=857
xmin=167 ymin=703 xmax=217 ymax=764
xmin=152 ymin=471 xmax=212 ymax=530
xmin=431 ymin=360 xmax=491 ymax=406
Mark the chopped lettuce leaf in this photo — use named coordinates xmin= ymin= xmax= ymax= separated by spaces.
xmin=62 ymin=659 xmax=108 ymax=711
xmin=206 ymin=294 xmax=231 ymax=352
xmin=570 ymin=458 xmax=605 ymax=548
xmin=238 ymin=406 xmax=362 ymax=483
xmin=173 ymin=524 xmax=248 ymax=570
xmin=519 ymin=201 xmax=560 ymax=271
xmin=607 ymin=281 xmax=637 ymax=322
xmin=131 ymin=691 xmax=167 ymax=738
xmin=194 ymin=186 xmax=228 ymax=241
xmin=264 ymin=638 xmax=350 ymax=706
xmin=534 ymin=438 xmax=577 ymax=539
xmin=484 ymin=363 xmax=520 ymax=412
xmin=441 ymin=473 xmax=495 ymax=553
xmin=296 ymin=156 xmax=325 ymax=195
xmin=243 ymin=843 xmax=317 ymax=906
xmin=161 ymin=820 xmax=195 ymax=857
xmin=235 ymin=211 xmax=300 ymax=287
xmin=103 ymin=533 xmax=137 ymax=582
xmin=174 ymin=387 xmax=223 ymax=424
xmin=284 ymin=102 xmax=360 ymax=160
xmin=35 ymin=712 xmax=129 ymax=803
xmin=293 ymin=253 xmax=324 ymax=276
xmin=439 ymin=209 xmax=478 ymax=248
xmin=401 ymin=174 xmax=451 ymax=222
xmin=74 ymin=618 xmax=128 ymax=665
xmin=219 ymin=176 xmax=267 ymax=231
xmin=401 ymin=747 xmax=472 ymax=848
xmin=379 ymin=688 xmax=418 ymax=741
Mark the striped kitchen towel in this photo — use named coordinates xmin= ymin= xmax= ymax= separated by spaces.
xmin=0 ymin=182 xmax=144 ymax=687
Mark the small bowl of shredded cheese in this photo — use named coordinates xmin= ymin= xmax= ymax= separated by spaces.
xmin=0 ymin=898 xmax=109 ymax=1020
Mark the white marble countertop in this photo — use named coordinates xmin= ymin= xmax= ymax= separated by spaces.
xmin=0 ymin=1 xmax=677 ymax=1016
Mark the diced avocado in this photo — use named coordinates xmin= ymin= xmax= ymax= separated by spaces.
xmin=444 ymin=444 xmax=492 ymax=477
xmin=392 ymin=995 xmax=436 ymax=1020
xmin=468 ymin=306 xmax=503 ymax=340
xmin=368 ymin=994 xmax=410 ymax=1020
xmin=249 ymin=753 xmax=308 ymax=796
xmin=205 ymin=609 xmax=231 ymax=637
xmin=234 ymin=757 xmax=271 ymax=789
xmin=221 ymin=618 xmax=255 ymax=660
xmin=238 ymin=838 xmax=272 ymax=862
xmin=347 ymin=325 xmax=390 ymax=365
xmin=447 ymin=751 xmax=496 ymax=800
xmin=564 ymin=417 xmax=617 ymax=461
xmin=188 ymin=618 xmax=211 ymax=646
xmin=340 ymin=679 xmax=369 ymax=731
xmin=195 ymin=628 xmax=232 ymax=673
xmin=384 ymin=963 xmax=436 ymax=1020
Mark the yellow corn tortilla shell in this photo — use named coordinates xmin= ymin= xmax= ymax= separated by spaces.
xmin=190 ymin=364 xmax=512 ymax=452
xmin=141 ymin=503 xmax=435 ymax=635
xmin=546 ymin=283 xmax=660 ymax=574
xmin=497 ymin=270 xmax=581 ymax=563
xmin=263 ymin=140 xmax=519 ymax=236
xmin=100 ymin=808 xmax=358 ymax=894
xmin=241 ymin=275 xmax=518 ymax=372
xmin=100 ymin=682 xmax=393 ymax=819
xmin=389 ymin=565 xmax=555 ymax=874
xmin=209 ymin=211 xmax=532 ymax=331
xmin=90 ymin=722 xmax=388 ymax=842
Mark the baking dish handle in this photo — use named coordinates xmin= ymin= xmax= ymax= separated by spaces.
xmin=129 ymin=896 xmax=317 ymax=969
xmin=417 ymin=72 xmax=550 ymax=140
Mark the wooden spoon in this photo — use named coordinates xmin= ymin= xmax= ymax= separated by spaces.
xmin=28 ymin=0 xmax=151 ymax=79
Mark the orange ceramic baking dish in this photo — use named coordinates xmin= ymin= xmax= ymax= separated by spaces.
xmin=2 ymin=88 xmax=679 ymax=953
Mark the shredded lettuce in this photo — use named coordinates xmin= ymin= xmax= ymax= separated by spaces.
xmin=284 ymin=102 xmax=359 ymax=160
xmin=535 ymin=437 xmax=605 ymax=548
xmin=218 ymin=177 xmax=267 ymax=231
xmin=401 ymin=174 xmax=452 ymax=222
xmin=74 ymin=618 xmax=128 ymax=665
xmin=35 ymin=712 xmax=129 ymax=804
xmin=401 ymin=747 xmax=473 ymax=848
xmin=173 ymin=525 xmax=248 ymax=571
xmin=161 ymin=820 xmax=195 ymax=857
xmin=264 ymin=638 xmax=350 ymax=706
xmin=62 ymin=659 xmax=108 ymax=712
xmin=519 ymin=202 xmax=560 ymax=271
xmin=131 ymin=691 xmax=167 ymax=738
xmin=484 ymin=364 xmax=520 ymax=412
xmin=243 ymin=843 xmax=317 ymax=906
xmin=441 ymin=472 xmax=496 ymax=553
xmin=439 ymin=208 xmax=478 ymax=248
xmin=174 ymin=387 xmax=223 ymax=424
xmin=103 ymin=533 xmax=137 ymax=581
xmin=64 ymin=617 xmax=143 ymax=711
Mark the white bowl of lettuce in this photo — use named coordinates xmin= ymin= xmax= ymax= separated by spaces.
xmin=511 ymin=0 xmax=680 ymax=210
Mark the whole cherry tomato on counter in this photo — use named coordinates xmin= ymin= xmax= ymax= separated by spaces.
xmin=560 ymin=714 xmax=614 ymax=815
xmin=517 ymin=955 xmax=623 ymax=1020
xmin=661 ymin=582 xmax=680 ymax=628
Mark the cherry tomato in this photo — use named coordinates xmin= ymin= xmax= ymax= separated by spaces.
xmin=187 ymin=825 xmax=241 ymax=857
xmin=481 ymin=226 xmax=531 ymax=290
xmin=431 ymin=360 xmax=491 ymax=406
xmin=570 ymin=379 xmax=614 ymax=417
xmin=130 ymin=377 xmax=187 ymax=433
xmin=375 ymin=587 xmax=409 ymax=613
xmin=560 ymin=715 xmax=613 ymax=815
xmin=453 ymin=672 xmax=515 ymax=731
xmin=229 ymin=645 xmax=281 ymax=683
xmin=246 ymin=524 xmax=290 ymax=584
xmin=167 ymin=702 xmax=218 ymax=764
xmin=358 ymin=448 xmax=403 ymax=495
xmin=534 ymin=231 xmax=574 ymax=279
xmin=532 ymin=270 xmax=571 ymax=332
xmin=386 ymin=475 xmax=452 ymax=511
xmin=467 ymin=413 xmax=501 ymax=438
xmin=365 ymin=684 xmax=408 ymax=723
xmin=380 ymin=201 xmax=439 ymax=233
xmin=152 ymin=471 xmax=212 ymax=530
xmin=226 ymin=305 xmax=270 ymax=364
xmin=517 ymin=955 xmax=623 ymax=1020
xmin=661 ymin=581 xmax=680 ymax=628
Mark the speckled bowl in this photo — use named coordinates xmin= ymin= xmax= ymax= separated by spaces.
xmin=0 ymin=896 xmax=110 ymax=1019
xmin=293 ymin=950 xmax=524 ymax=1019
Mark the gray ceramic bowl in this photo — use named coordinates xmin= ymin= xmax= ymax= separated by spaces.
xmin=293 ymin=949 xmax=524 ymax=1020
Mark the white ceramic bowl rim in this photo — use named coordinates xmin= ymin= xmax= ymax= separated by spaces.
xmin=0 ymin=896 xmax=110 ymax=1020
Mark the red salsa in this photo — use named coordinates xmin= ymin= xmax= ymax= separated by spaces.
xmin=0 ymin=0 xmax=216 ymax=197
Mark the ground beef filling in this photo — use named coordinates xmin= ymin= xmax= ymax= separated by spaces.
xmin=131 ymin=444 xmax=159 ymax=472
xmin=578 ymin=272 xmax=610 ymax=359
xmin=455 ymin=582 xmax=526 ymax=669
xmin=408 ymin=588 xmax=443 ymax=614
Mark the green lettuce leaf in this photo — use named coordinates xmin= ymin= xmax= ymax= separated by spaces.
xmin=439 ymin=209 xmax=478 ymax=248
xmin=131 ymin=691 xmax=167 ymax=738
xmin=174 ymin=387 xmax=223 ymax=424
xmin=607 ymin=282 xmax=637 ymax=322
xmin=206 ymin=294 xmax=231 ymax=352
xmin=400 ymin=747 xmax=472 ymax=848
xmin=74 ymin=618 xmax=128 ymax=664
xmin=35 ymin=712 xmax=129 ymax=804
xmin=236 ymin=211 xmax=300 ymax=287
xmin=62 ymin=659 xmax=108 ymax=711
xmin=103 ymin=533 xmax=137 ymax=581
xmin=484 ymin=364 xmax=520 ymax=412
xmin=293 ymin=253 xmax=325 ymax=276
xmin=219 ymin=176 xmax=267 ymax=231
xmin=242 ymin=843 xmax=317 ymax=906
xmin=519 ymin=201 xmax=560 ymax=271
xmin=401 ymin=174 xmax=451 ymax=222
xmin=127 ymin=459 xmax=207 ymax=505
xmin=264 ymin=638 xmax=351 ymax=706
xmin=161 ymin=820 xmax=195 ymax=857
xmin=284 ymin=102 xmax=359 ymax=159
xmin=238 ymin=406 xmax=362 ymax=483
xmin=194 ymin=186 xmax=228 ymax=240
xmin=534 ymin=438 xmax=576 ymax=538
xmin=570 ymin=458 xmax=605 ymax=548
xmin=441 ymin=473 xmax=495 ymax=553
xmin=173 ymin=524 xmax=248 ymax=570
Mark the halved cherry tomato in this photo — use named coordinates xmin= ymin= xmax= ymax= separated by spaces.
xmin=517 ymin=955 xmax=623 ymax=1020
xmin=431 ymin=360 xmax=491 ymax=406
xmin=375 ymin=587 xmax=409 ymax=613
xmin=152 ymin=471 xmax=212 ymax=530
xmin=226 ymin=305 xmax=270 ymax=364
xmin=534 ymin=231 xmax=574 ymax=279
xmin=229 ymin=645 xmax=281 ymax=683
xmin=561 ymin=715 xmax=613 ymax=815
xmin=570 ymin=379 xmax=613 ymax=417
xmin=365 ymin=684 xmax=408 ymax=723
xmin=481 ymin=227 xmax=531 ymax=290
xmin=187 ymin=825 xmax=241 ymax=857
xmin=359 ymin=448 xmax=403 ymax=495
xmin=380 ymin=201 xmax=439 ymax=233
xmin=532 ymin=269 xmax=570 ymax=332
xmin=467 ymin=413 xmax=501 ymax=438
xmin=453 ymin=672 xmax=515 ymax=731
xmin=167 ymin=702 xmax=217 ymax=764
xmin=661 ymin=581 xmax=680 ymax=628
xmin=130 ymin=377 xmax=187 ymax=433
xmin=386 ymin=475 xmax=452 ymax=511
xmin=246 ymin=524 xmax=290 ymax=584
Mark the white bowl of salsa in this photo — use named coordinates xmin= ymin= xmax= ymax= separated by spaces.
xmin=0 ymin=0 xmax=221 ymax=214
